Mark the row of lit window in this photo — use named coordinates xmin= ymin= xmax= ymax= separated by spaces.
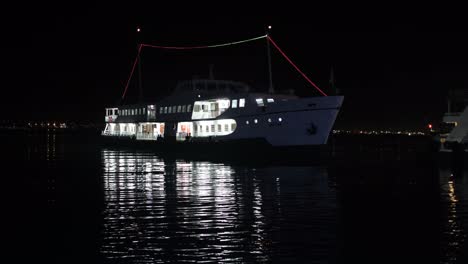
xmin=255 ymin=98 xmax=274 ymax=107
xmin=246 ymin=117 xmax=282 ymax=125
xmin=231 ymin=98 xmax=246 ymax=108
xmin=118 ymin=108 xmax=146 ymax=116
xmin=194 ymin=123 xmax=237 ymax=133
xmin=159 ymin=104 xmax=193 ymax=114
xmin=106 ymin=109 xmax=118 ymax=116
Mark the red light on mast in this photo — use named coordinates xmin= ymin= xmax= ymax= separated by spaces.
xmin=428 ymin=124 xmax=432 ymax=129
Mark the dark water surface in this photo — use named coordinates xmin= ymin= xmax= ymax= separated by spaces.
xmin=5 ymin=133 xmax=468 ymax=263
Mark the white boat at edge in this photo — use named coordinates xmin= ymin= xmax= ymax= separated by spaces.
xmin=438 ymin=88 xmax=468 ymax=153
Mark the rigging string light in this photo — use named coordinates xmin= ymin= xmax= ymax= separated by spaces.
xmin=121 ymin=34 xmax=327 ymax=99
xmin=122 ymin=44 xmax=144 ymax=100
xmin=266 ymin=36 xmax=327 ymax=96
xmin=121 ymin=35 xmax=267 ymax=99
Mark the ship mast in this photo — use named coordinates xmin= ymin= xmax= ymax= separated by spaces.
xmin=266 ymin=25 xmax=274 ymax=94
xmin=137 ymin=26 xmax=143 ymax=103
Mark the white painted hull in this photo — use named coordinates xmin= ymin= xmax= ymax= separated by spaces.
xmin=103 ymin=94 xmax=343 ymax=148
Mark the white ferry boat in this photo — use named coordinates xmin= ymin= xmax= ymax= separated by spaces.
xmin=101 ymin=33 xmax=344 ymax=157
xmin=102 ymin=79 xmax=343 ymax=151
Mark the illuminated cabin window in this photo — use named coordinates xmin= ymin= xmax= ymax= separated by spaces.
xmin=177 ymin=105 xmax=182 ymax=113
xmin=191 ymin=98 xmax=230 ymax=120
xmin=172 ymin=106 xmax=176 ymax=113
xmin=246 ymin=120 xmax=249 ymax=125
xmin=182 ymin=105 xmax=186 ymax=112
xmin=239 ymin=98 xmax=246 ymax=107
xmin=267 ymin=98 xmax=274 ymax=103
xmin=187 ymin=104 xmax=192 ymax=112
xmin=232 ymin=99 xmax=238 ymax=108
xmin=147 ymin=106 xmax=156 ymax=119
xmin=160 ymin=107 xmax=163 ymax=114
xmin=256 ymin=98 xmax=264 ymax=107
xmin=178 ymin=119 xmax=237 ymax=139
xmin=254 ymin=119 xmax=258 ymax=124
xmin=279 ymin=117 xmax=282 ymax=122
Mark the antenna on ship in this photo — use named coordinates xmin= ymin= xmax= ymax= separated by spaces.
xmin=209 ymin=64 xmax=215 ymax=80
xmin=136 ymin=26 xmax=143 ymax=103
xmin=266 ymin=25 xmax=275 ymax=94
xmin=329 ymin=66 xmax=339 ymax=95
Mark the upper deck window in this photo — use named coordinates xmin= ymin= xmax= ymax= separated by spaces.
xmin=256 ymin=98 xmax=264 ymax=107
xmin=239 ymin=98 xmax=246 ymax=107
xmin=232 ymin=99 xmax=238 ymax=108
xmin=191 ymin=98 xmax=230 ymax=120
xmin=267 ymin=98 xmax=274 ymax=103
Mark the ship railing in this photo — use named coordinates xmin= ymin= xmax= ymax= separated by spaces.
xmin=101 ymin=131 xmax=135 ymax=137
xmin=136 ymin=133 xmax=158 ymax=140
xmin=444 ymin=112 xmax=462 ymax=117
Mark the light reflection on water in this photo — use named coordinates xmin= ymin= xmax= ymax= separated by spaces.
xmin=100 ymin=149 xmax=335 ymax=263
xmin=439 ymin=167 xmax=468 ymax=264
xmin=11 ymin=131 xmax=464 ymax=263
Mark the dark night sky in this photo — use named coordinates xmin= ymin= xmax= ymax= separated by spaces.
xmin=3 ymin=3 xmax=468 ymax=130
